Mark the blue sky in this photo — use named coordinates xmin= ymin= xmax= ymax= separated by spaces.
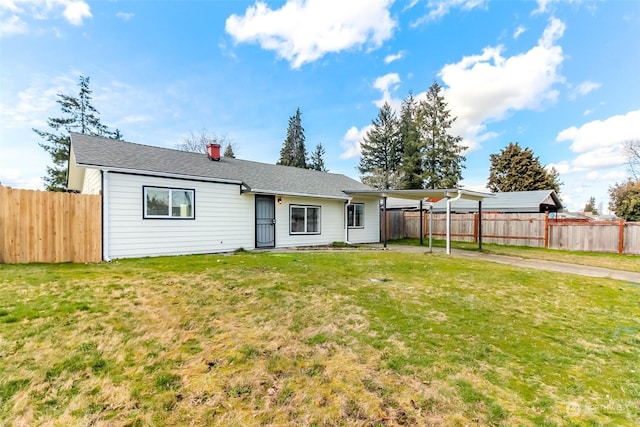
xmin=1 ymin=0 xmax=639 ymax=212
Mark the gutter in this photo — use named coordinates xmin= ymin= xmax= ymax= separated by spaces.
xmin=249 ymin=188 xmax=351 ymax=201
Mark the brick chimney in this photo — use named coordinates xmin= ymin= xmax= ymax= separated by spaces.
xmin=207 ymin=143 xmax=221 ymax=161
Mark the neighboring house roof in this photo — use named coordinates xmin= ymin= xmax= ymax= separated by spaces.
xmin=68 ymin=133 xmax=373 ymax=199
xmin=386 ymin=190 xmax=563 ymax=213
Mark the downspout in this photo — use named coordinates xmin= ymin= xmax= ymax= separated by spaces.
xmin=344 ymin=198 xmax=352 ymax=244
xmin=446 ymin=190 xmax=463 ymax=255
xmin=102 ymin=170 xmax=111 ymax=262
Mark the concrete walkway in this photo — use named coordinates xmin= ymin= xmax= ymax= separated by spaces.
xmin=373 ymin=244 xmax=640 ymax=284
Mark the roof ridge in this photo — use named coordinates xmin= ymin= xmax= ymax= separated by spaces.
xmin=71 ymin=132 xmax=350 ymax=178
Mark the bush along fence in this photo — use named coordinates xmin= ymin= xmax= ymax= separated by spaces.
xmin=0 ymin=186 xmax=102 ymax=263
xmin=383 ymin=210 xmax=639 ymax=255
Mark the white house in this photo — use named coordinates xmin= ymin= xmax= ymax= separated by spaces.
xmin=67 ymin=133 xmax=381 ymax=260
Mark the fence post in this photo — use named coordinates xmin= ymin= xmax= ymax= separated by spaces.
xmin=544 ymin=211 xmax=549 ymax=248
xmin=473 ymin=213 xmax=479 ymax=243
xmin=619 ymin=219 xmax=625 ymax=255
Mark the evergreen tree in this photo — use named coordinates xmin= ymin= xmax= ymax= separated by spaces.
xmin=397 ymin=92 xmax=423 ymax=189
xmin=309 ymin=143 xmax=328 ymax=172
xmin=416 ymin=82 xmax=466 ymax=189
xmin=358 ymin=102 xmax=402 ymax=189
xmin=223 ymin=143 xmax=236 ymax=158
xmin=34 ymin=76 xmax=120 ymax=191
xmin=277 ymin=108 xmax=307 ymax=168
xmin=487 ymin=142 xmax=562 ymax=193
xmin=584 ymin=197 xmax=599 ymax=215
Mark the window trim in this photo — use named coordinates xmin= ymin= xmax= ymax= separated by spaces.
xmin=347 ymin=203 xmax=365 ymax=228
xmin=289 ymin=204 xmax=321 ymax=235
xmin=143 ymin=186 xmax=195 ymax=220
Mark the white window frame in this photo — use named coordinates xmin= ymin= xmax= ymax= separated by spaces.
xmin=143 ymin=186 xmax=195 ymax=219
xmin=289 ymin=205 xmax=321 ymax=235
xmin=347 ymin=203 xmax=365 ymax=228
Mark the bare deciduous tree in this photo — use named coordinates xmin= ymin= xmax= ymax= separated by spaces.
xmin=175 ymin=129 xmax=237 ymax=157
xmin=623 ymin=139 xmax=640 ymax=180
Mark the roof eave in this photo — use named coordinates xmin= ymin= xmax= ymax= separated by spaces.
xmin=249 ymin=188 xmax=352 ymax=201
xmin=76 ymin=163 xmax=246 ymax=186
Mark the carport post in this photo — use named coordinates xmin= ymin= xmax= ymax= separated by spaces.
xmin=478 ymin=200 xmax=483 ymax=250
xmin=383 ymin=196 xmax=387 ymax=248
xmin=419 ymin=199 xmax=423 ymax=246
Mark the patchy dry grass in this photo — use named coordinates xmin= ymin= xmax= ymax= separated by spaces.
xmin=1 ymin=251 xmax=639 ymax=426
xmin=393 ymin=239 xmax=640 ymax=273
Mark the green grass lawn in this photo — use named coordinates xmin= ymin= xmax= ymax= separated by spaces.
xmin=391 ymin=239 xmax=640 ymax=273
xmin=1 ymin=251 xmax=639 ymax=426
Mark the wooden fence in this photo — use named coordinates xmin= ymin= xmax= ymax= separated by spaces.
xmin=384 ymin=210 xmax=639 ymax=255
xmin=0 ymin=186 xmax=102 ymax=263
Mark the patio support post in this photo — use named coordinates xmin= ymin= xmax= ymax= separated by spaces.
xmin=419 ymin=199 xmax=423 ymax=246
xmin=478 ymin=200 xmax=483 ymax=250
xmin=383 ymin=196 xmax=387 ymax=248
xmin=446 ymin=195 xmax=451 ymax=254
xmin=428 ymin=204 xmax=433 ymax=253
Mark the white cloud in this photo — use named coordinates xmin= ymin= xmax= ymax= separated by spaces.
xmin=0 ymin=14 xmax=27 ymax=36
xmin=61 ymin=0 xmax=90 ymax=25
xmin=533 ymin=0 xmax=582 ymax=15
xmin=225 ymin=0 xmax=396 ymax=69
xmin=556 ymin=110 xmax=640 ymax=153
xmin=437 ymin=17 xmax=566 ymax=151
xmin=0 ymin=168 xmax=43 ymax=190
xmin=0 ymin=0 xmax=91 ymax=36
xmin=513 ymin=25 xmax=526 ymax=39
xmin=340 ymin=125 xmax=372 ymax=159
xmin=547 ymin=160 xmax=571 ymax=174
xmin=548 ymin=110 xmax=639 ymax=211
xmin=116 ymin=12 xmax=134 ymax=21
xmin=411 ymin=0 xmax=488 ymax=27
xmin=373 ymin=73 xmax=401 ymax=109
xmin=384 ymin=51 xmax=404 ymax=64
xmin=0 ymin=76 xmax=75 ymax=128
xmin=572 ymin=80 xmax=601 ymax=97
xmin=572 ymin=146 xmax=627 ymax=170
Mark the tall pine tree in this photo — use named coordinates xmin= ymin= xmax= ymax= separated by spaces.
xmin=277 ymin=108 xmax=307 ymax=168
xmin=358 ymin=102 xmax=402 ymax=190
xmin=309 ymin=143 xmax=328 ymax=172
xmin=487 ymin=142 xmax=561 ymax=193
xmin=398 ymin=92 xmax=423 ymax=189
xmin=417 ymin=82 xmax=465 ymax=189
xmin=34 ymin=76 xmax=121 ymax=191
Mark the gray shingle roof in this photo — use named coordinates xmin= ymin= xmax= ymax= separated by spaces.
xmin=70 ymin=133 xmax=372 ymax=199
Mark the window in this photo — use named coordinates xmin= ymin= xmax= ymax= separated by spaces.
xmin=290 ymin=205 xmax=320 ymax=234
xmin=347 ymin=203 xmax=364 ymax=228
xmin=143 ymin=186 xmax=194 ymax=219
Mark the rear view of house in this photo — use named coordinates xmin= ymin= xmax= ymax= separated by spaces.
xmin=67 ymin=133 xmax=380 ymax=260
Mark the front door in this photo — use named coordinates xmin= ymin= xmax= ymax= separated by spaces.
xmin=255 ymin=195 xmax=276 ymax=248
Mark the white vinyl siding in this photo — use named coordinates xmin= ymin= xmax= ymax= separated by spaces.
xmin=346 ymin=199 xmax=380 ymax=244
xmin=81 ymin=168 xmax=101 ymax=194
xmin=106 ymin=173 xmax=254 ymax=258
